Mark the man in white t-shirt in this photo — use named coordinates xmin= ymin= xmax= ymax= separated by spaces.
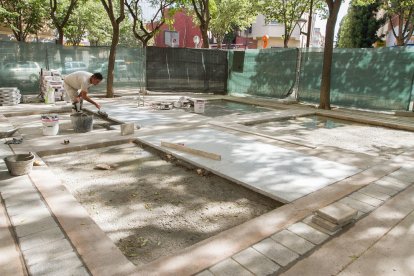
xmin=63 ymin=71 xmax=103 ymax=112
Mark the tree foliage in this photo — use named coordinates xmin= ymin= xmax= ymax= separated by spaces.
xmin=338 ymin=0 xmax=384 ymax=48
xmin=356 ymin=0 xmax=414 ymax=46
xmin=125 ymin=0 xmax=176 ymax=47
xmin=187 ymin=0 xmax=211 ymax=48
xmin=0 ymin=0 xmax=47 ymax=41
xmin=261 ymin=0 xmax=311 ymax=48
xmin=209 ymin=0 xmax=258 ymax=48
xmin=49 ymin=0 xmax=79 ymax=45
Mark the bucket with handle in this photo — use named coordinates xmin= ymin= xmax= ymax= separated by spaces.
xmin=41 ymin=114 xmax=59 ymax=136
xmin=70 ymin=112 xmax=93 ymax=133
xmin=4 ymin=152 xmax=35 ymax=176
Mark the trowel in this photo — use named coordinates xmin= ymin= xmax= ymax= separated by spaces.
xmin=97 ymin=108 xmax=108 ymax=118
xmin=0 ymin=128 xmax=19 ymax=139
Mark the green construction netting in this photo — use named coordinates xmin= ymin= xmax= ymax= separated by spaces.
xmin=146 ymin=47 xmax=227 ymax=93
xmin=227 ymin=48 xmax=299 ymax=98
xmin=299 ymin=47 xmax=414 ymax=111
xmin=0 ymin=41 xmax=146 ymax=95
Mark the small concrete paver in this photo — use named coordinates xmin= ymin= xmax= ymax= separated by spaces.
xmin=311 ymin=215 xmax=343 ymax=232
xmin=359 ymin=184 xmax=397 ymax=200
xmin=22 ymin=238 xmax=75 ymax=266
xmin=339 ymin=196 xmax=376 ymax=214
xmin=232 ymin=247 xmax=281 ymax=275
xmin=195 ymin=270 xmax=215 ymax=276
xmin=348 ymin=191 xmax=384 ymax=207
xmin=287 ymin=222 xmax=329 ymax=245
xmin=270 ymin=229 xmax=315 ymax=255
xmin=253 ymin=238 xmax=299 ymax=267
xmin=316 ymin=202 xmax=358 ymax=224
xmin=374 ymin=176 xmax=410 ymax=191
xmin=19 ymin=227 xmax=65 ymax=251
xmin=27 ymin=251 xmax=88 ymax=276
xmin=0 ymin=194 xmax=26 ymax=276
xmin=14 ymin=216 xmax=58 ymax=238
xmin=209 ymin=258 xmax=254 ymax=276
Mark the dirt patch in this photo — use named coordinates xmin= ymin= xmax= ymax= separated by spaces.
xmin=43 ymin=143 xmax=281 ymax=266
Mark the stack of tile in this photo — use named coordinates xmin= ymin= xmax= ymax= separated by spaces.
xmin=41 ymin=69 xmax=65 ymax=101
xmin=312 ymin=202 xmax=358 ymax=232
xmin=0 ymin=87 xmax=21 ymax=106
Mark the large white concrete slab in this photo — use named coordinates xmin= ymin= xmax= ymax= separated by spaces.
xmin=138 ymin=128 xmax=360 ymax=203
xmin=100 ymin=101 xmax=205 ymax=128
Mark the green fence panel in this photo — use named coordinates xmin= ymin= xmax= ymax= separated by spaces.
xmin=227 ymin=48 xmax=298 ymax=98
xmin=0 ymin=42 xmax=49 ymax=94
xmin=0 ymin=41 xmax=146 ymax=95
xmin=146 ymin=47 xmax=227 ymax=93
xmin=298 ymin=47 xmax=414 ymax=111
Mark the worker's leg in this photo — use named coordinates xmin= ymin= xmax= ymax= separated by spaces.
xmin=63 ymin=82 xmax=81 ymax=112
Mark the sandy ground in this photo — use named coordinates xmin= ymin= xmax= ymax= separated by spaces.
xmin=42 ymin=143 xmax=280 ymax=266
xmin=249 ymin=115 xmax=414 ymax=159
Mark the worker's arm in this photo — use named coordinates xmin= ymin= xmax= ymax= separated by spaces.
xmin=79 ymin=90 xmax=101 ymax=109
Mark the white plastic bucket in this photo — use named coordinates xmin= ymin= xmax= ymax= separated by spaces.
xmin=194 ymin=99 xmax=205 ymax=113
xmin=41 ymin=114 xmax=59 ymax=136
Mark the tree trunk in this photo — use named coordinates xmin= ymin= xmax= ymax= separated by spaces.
xmin=57 ymin=28 xmax=64 ymax=45
xmin=106 ymin=25 xmax=119 ymax=98
xmin=319 ymin=0 xmax=341 ymax=110
xmin=306 ymin=0 xmax=313 ymax=48
xmin=201 ymin=23 xmax=209 ymax=48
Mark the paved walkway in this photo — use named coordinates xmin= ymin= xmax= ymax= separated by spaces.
xmin=1 ymin=94 xmax=414 ymax=275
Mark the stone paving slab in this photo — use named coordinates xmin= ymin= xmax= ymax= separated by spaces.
xmin=22 ymin=237 xmax=75 ymax=266
xmin=209 ymin=258 xmax=254 ymax=276
xmin=232 ymin=247 xmax=281 ymax=276
xmin=270 ymin=229 xmax=315 ymax=255
xmin=287 ymin=222 xmax=329 ymax=245
xmin=19 ymin=227 xmax=65 ymax=251
xmin=339 ymin=197 xmax=376 ymax=214
xmin=348 ymin=191 xmax=384 ymax=207
xmin=0 ymin=194 xmax=26 ymax=276
xmin=139 ymin=127 xmax=360 ymax=203
xmin=14 ymin=216 xmax=58 ymax=238
xmin=316 ymin=202 xmax=358 ymax=225
xmin=253 ymin=238 xmax=299 ymax=267
xmin=27 ymin=250 xmax=88 ymax=276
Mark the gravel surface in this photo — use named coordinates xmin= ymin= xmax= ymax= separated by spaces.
xmin=43 ymin=143 xmax=281 ymax=266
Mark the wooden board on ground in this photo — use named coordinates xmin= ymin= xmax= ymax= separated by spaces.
xmin=160 ymin=141 xmax=221 ymax=161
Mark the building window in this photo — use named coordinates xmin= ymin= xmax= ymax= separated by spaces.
xmin=266 ymin=18 xmax=278 ymax=25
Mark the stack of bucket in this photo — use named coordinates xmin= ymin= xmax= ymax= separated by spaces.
xmin=41 ymin=114 xmax=59 ymax=136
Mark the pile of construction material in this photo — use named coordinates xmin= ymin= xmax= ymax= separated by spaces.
xmin=0 ymin=87 xmax=21 ymax=106
xmin=40 ymin=69 xmax=65 ymax=103
xmin=312 ymin=202 xmax=358 ymax=232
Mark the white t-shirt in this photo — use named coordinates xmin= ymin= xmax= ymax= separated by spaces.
xmin=64 ymin=71 xmax=93 ymax=91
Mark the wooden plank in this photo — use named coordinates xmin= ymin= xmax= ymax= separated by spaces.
xmin=160 ymin=141 xmax=221 ymax=160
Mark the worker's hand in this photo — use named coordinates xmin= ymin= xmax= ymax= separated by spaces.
xmin=95 ymin=103 xmax=101 ymax=109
